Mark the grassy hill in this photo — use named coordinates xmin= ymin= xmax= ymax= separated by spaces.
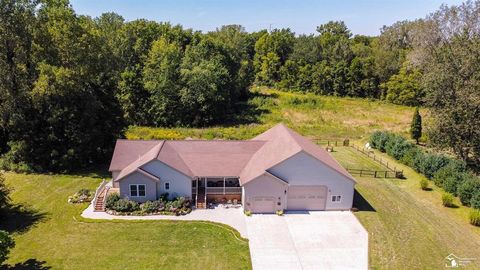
xmin=127 ymin=86 xmax=417 ymax=141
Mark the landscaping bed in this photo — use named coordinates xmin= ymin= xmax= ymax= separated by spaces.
xmin=105 ymin=193 xmax=192 ymax=216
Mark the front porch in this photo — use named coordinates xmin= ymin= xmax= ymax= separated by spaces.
xmin=192 ymin=177 xmax=242 ymax=208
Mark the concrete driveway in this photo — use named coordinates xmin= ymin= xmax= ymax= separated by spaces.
xmin=245 ymin=211 xmax=368 ymax=270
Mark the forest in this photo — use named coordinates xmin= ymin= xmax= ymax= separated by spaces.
xmin=0 ymin=0 xmax=479 ymax=172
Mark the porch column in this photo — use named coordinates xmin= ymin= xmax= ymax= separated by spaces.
xmin=223 ymin=177 xmax=226 ymax=195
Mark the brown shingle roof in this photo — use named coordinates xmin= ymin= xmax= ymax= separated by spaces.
xmin=109 ymin=124 xmax=355 ymax=184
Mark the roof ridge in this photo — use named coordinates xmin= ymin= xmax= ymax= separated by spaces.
xmin=155 ymin=141 xmax=165 ymax=159
xmin=163 ymin=141 xmax=194 ymax=176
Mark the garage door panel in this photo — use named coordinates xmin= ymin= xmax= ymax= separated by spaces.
xmin=250 ymin=196 xmax=275 ymax=213
xmin=287 ymin=186 xmax=327 ymax=211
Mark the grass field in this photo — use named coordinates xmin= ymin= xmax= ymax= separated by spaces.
xmin=126 ymin=87 xmax=417 ymax=141
xmin=332 ymin=146 xmax=480 ymax=269
xmin=3 ymin=147 xmax=479 ymax=269
xmin=2 ymin=88 xmax=476 ymax=269
xmin=0 ymin=173 xmax=251 ymax=270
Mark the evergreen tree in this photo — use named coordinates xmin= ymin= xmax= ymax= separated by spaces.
xmin=410 ymin=107 xmax=422 ymax=144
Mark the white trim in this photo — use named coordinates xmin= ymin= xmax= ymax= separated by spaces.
xmin=129 ymin=184 xmax=146 ymax=197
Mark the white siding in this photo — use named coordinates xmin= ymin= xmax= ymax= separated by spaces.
xmin=141 ymin=160 xmax=192 ymax=200
xmin=243 ymin=174 xmax=287 ymax=213
xmin=269 ymin=151 xmax=355 ymax=210
xmin=118 ymin=172 xmax=157 ymax=202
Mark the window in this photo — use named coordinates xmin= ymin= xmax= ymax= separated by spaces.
xmin=165 ymin=182 xmax=170 ymax=190
xmin=130 ymin=184 xmax=146 ymax=197
xmin=332 ymin=195 xmax=341 ymax=202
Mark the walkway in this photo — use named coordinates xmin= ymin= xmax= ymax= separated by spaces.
xmin=81 ymin=202 xmax=248 ymax=238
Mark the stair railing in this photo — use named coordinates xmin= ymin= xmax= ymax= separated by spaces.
xmin=93 ymin=179 xmax=107 ymax=211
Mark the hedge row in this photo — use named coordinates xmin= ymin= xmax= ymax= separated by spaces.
xmin=369 ymin=131 xmax=480 ymax=209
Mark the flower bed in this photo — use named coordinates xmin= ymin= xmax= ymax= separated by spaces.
xmin=104 ymin=193 xmax=192 ymax=216
xmin=68 ymin=189 xmax=94 ymax=203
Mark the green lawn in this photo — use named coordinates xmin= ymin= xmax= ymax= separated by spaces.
xmin=126 ymin=87 xmax=417 ymax=141
xmin=331 ymin=146 xmax=480 ymax=269
xmin=0 ymin=173 xmax=250 ymax=270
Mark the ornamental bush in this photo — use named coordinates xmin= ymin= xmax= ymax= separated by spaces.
xmin=105 ymin=193 xmax=120 ymax=209
xmin=420 ymin=178 xmax=429 ymax=190
xmin=385 ymin=134 xmax=414 ymax=160
xmin=400 ymin=147 xmax=423 ymax=169
xmin=369 ymin=131 xmax=390 ymax=152
xmin=418 ymin=153 xmax=450 ymax=179
xmin=471 ymin=191 xmax=480 ymax=210
xmin=140 ymin=200 xmax=161 ymax=213
xmin=458 ymin=178 xmax=480 ymax=206
xmin=432 ymin=161 xmax=467 ymax=195
xmin=113 ymin=198 xmax=140 ymax=212
xmin=469 ymin=209 xmax=480 ymax=226
xmin=442 ymin=193 xmax=455 ymax=207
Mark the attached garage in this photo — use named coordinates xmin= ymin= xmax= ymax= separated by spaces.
xmin=250 ymin=196 xmax=276 ymax=213
xmin=287 ymin=185 xmax=327 ymax=211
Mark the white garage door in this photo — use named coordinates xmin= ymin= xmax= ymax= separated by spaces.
xmin=287 ymin=186 xmax=327 ymax=211
xmin=250 ymin=196 xmax=276 ymax=213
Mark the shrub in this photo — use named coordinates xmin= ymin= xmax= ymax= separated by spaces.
xmin=244 ymin=210 xmax=252 ymax=216
xmin=458 ymin=177 xmax=480 ymax=206
xmin=469 ymin=209 xmax=480 ymax=226
xmin=112 ymin=198 xmax=140 ymax=212
xmin=0 ymin=230 xmax=15 ymax=264
xmin=105 ymin=193 xmax=120 ymax=210
xmin=420 ymin=179 xmax=429 ymax=190
xmin=159 ymin=193 xmax=169 ymax=201
xmin=433 ymin=161 xmax=467 ymax=194
xmin=0 ymin=173 xmax=11 ymax=209
xmin=276 ymin=210 xmax=284 ymax=216
xmin=369 ymin=131 xmax=390 ymax=152
xmin=140 ymin=200 xmax=161 ymax=213
xmin=68 ymin=189 xmax=94 ymax=203
xmin=400 ymin=147 xmax=423 ymax=168
xmin=471 ymin=191 xmax=480 ymax=209
xmin=441 ymin=193 xmax=455 ymax=207
xmin=385 ymin=134 xmax=414 ymax=160
xmin=419 ymin=153 xmax=450 ymax=179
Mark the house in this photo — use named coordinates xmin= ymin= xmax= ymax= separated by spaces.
xmin=107 ymin=124 xmax=356 ymax=213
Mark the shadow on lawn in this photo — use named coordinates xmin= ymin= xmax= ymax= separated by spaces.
xmin=224 ymin=91 xmax=274 ymax=126
xmin=0 ymin=204 xmax=47 ymax=234
xmin=0 ymin=259 xmax=51 ymax=270
xmin=353 ymin=189 xmax=376 ymax=212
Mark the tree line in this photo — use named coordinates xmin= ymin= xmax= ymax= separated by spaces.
xmin=1 ymin=0 xmax=479 ymax=172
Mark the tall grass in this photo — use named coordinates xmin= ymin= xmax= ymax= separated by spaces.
xmin=127 ymin=87 xmax=416 ymax=140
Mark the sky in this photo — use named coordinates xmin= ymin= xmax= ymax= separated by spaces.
xmin=70 ymin=0 xmax=465 ymax=36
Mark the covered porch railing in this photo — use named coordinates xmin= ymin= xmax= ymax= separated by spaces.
xmin=205 ymin=187 xmax=242 ymax=194
xmin=192 ymin=177 xmax=241 ymax=195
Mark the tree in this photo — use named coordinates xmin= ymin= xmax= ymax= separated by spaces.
xmin=179 ymin=38 xmax=234 ymax=126
xmin=410 ymin=107 xmax=422 ymax=144
xmin=254 ymin=29 xmax=295 ymax=85
xmin=0 ymin=230 xmax=15 ymax=265
xmin=0 ymin=173 xmax=11 ymax=209
xmin=0 ymin=0 xmax=36 ymax=157
xmin=2 ymin=0 xmax=125 ymax=171
xmin=143 ymin=38 xmax=183 ymax=126
xmin=383 ymin=63 xmax=423 ymax=106
xmin=416 ymin=2 xmax=480 ymax=161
